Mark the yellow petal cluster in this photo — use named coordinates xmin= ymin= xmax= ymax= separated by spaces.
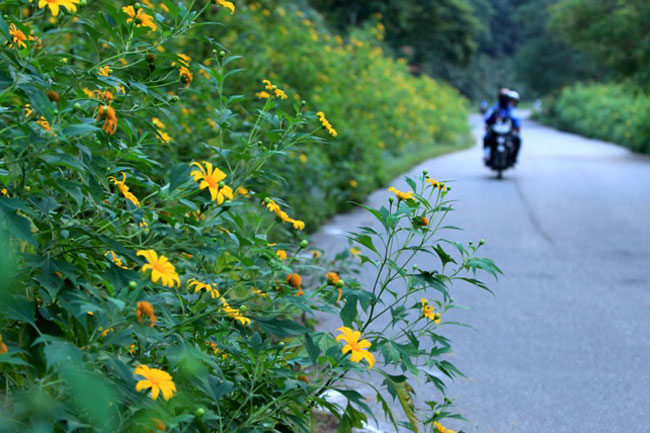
xmin=388 ymin=186 xmax=413 ymax=201
xmin=137 ymin=249 xmax=181 ymax=287
xmin=421 ymin=298 xmax=440 ymax=324
xmin=336 ymin=327 xmax=375 ymax=368
xmin=316 ymin=111 xmax=337 ymax=136
xmin=434 ymin=422 xmax=456 ymax=433
xmin=122 ymin=6 xmax=158 ymax=31
xmin=188 ymin=278 xmax=220 ymax=299
xmin=219 ymin=298 xmax=250 ymax=326
xmin=263 ymin=198 xmax=305 ymax=231
xmin=134 ymin=365 xmax=176 ymax=400
xmin=215 ymin=0 xmax=235 ymax=14
xmin=38 ymin=0 xmax=80 ymax=17
xmin=190 ymin=161 xmax=233 ymax=204
xmin=108 ymin=172 xmax=139 ymax=207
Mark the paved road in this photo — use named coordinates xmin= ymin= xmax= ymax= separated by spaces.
xmin=311 ymin=115 xmax=650 ymax=432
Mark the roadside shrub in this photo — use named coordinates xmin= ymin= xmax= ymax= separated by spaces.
xmin=539 ymin=83 xmax=650 ymax=153
xmin=0 ymin=1 xmax=494 ymax=433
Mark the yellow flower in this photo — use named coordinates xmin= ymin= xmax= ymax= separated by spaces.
xmin=255 ymin=91 xmax=270 ymax=98
xmin=179 ymin=66 xmax=193 ymax=88
xmin=426 ymin=178 xmax=447 ymax=191
xmin=137 ymin=250 xmax=181 ymax=288
xmin=350 ymin=247 xmax=361 ymax=256
xmin=122 ymin=6 xmax=158 ymax=31
xmin=286 ymin=273 xmax=303 ymax=296
xmin=262 ymin=79 xmax=274 ymax=90
xmin=9 ymin=24 xmax=27 ymax=49
xmin=311 ymin=250 xmax=322 ymax=259
xmin=316 ymin=111 xmax=337 ymax=136
xmin=38 ymin=0 xmax=80 ymax=17
xmin=134 ymin=365 xmax=177 ymax=401
xmin=236 ymin=186 xmax=248 ymax=195
xmin=189 ymin=161 xmax=233 ymax=204
xmin=136 ymin=301 xmax=157 ymax=327
xmin=108 ymin=172 xmax=140 ymax=207
xmin=24 ymin=104 xmax=33 ymax=118
xmin=105 ymin=250 xmax=128 ymax=269
xmin=299 ymin=153 xmax=307 ymax=164
xmin=421 ymin=298 xmax=441 ymax=324
xmin=388 ymin=186 xmax=413 ymax=201
xmin=36 ymin=116 xmax=52 ymax=133
xmin=326 ymin=272 xmax=340 ymax=286
xmin=287 ymin=218 xmax=305 ymax=231
xmin=96 ymin=105 xmax=118 ymax=135
xmin=336 ymin=327 xmax=375 ymax=368
xmin=0 ymin=334 xmax=8 ymax=355
xmin=173 ymin=54 xmax=191 ymax=68
xmin=97 ymin=66 xmax=111 ymax=76
xmin=215 ymin=0 xmax=235 ymax=14
xmin=434 ymin=422 xmax=456 ymax=433
xmin=276 ymin=250 xmax=288 ymax=260
xmin=159 ymin=131 xmax=172 ymax=143
xmin=274 ymin=88 xmax=288 ymax=99
xmin=1 ymin=188 xmax=8 ymax=196
xmin=152 ymin=117 xmax=166 ymax=130
xmin=349 ymin=179 xmax=358 ymax=188
xmin=219 ymin=298 xmax=250 ymax=325
xmin=188 ymin=278 xmax=220 ymax=299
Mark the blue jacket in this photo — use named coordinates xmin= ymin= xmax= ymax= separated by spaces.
xmin=484 ymin=105 xmax=520 ymax=129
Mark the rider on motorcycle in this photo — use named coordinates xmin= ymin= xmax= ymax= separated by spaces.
xmin=483 ymin=88 xmax=521 ymax=165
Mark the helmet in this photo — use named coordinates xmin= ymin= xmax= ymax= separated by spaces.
xmin=508 ymin=90 xmax=520 ymax=104
xmin=498 ymin=88 xmax=511 ymax=106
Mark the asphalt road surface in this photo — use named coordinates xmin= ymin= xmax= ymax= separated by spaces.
xmin=311 ymin=114 xmax=650 ymax=432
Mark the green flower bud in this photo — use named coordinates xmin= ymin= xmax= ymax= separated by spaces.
xmin=412 ymin=264 xmax=418 ymax=270
xmin=479 ymin=239 xmax=485 ymax=245
xmin=218 ymin=181 xmax=225 ymax=188
xmin=195 ymin=407 xmax=205 ymax=417
xmin=388 ymin=196 xmax=394 ymax=203
xmin=423 ymin=169 xmax=428 ymax=175
xmin=61 ymin=58 xmax=68 ymax=64
xmin=212 ymin=48 xmax=218 ymax=55
xmin=169 ymin=95 xmax=179 ymax=103
xmin=300 ymin=239 xmax=308 ymax=248
xmin=301 ymin=100 xmax=307 ymax=106
xmin=239 ymin=305 xmax=247 ymax=312
xmin=434 ymin=410 xmax=441 ymax=418
xmin=134 ymin=3 xmax=141 ymax=8
xmin=336 ymin=280 xmax=344 ymax=288
xmin=264 ymin=197 xmax=271 ymax=204
xmin=219 ymin=50 xmax=226 ymax=57
xmin=73 ymin=102 xmax=82 ymax=111
xmin=128 ymin=281 xmax=137 ymax=289
xmin=444 ymin=397 xmax=453 ymax=405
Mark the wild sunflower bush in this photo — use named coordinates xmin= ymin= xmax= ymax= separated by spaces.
xmin=0 ymin=1 xmax=496 ymax=432
xmin=539 ymin=82 xmax=650 ymax=154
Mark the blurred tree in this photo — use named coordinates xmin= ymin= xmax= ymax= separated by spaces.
xmin=549 ymin=0 xmax=650 ymax=87
xmin=309 ymin=0 xmax=481 ymax=67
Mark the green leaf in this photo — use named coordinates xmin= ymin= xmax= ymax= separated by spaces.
xmin=169 ymin=163 xmax=192 ymax=192
xmin=304 ymin=334 xmax=320 ymax=366
xmin=255 ymin=318 xmax=308 ymax=337
xmin=340 ymin=296 xmax=357 ymax=327
xmin=0 ymin=203 xmax=36 ymax=245
xmin=44 ymin=339 xmax=83 ymax=370
xmin=62 ymin=123 xmax=101 ymax=137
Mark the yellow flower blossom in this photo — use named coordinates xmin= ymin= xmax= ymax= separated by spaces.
xmin=105 ymin=250 xmax=128 ymax=269
xmin=152 ymin=117 xmax=166 ymax=130
xmin=136 ymin=301 xmax=156 ymax=327
xmin=188 ymin=278 xmax=220 ymax=299
xmin=426 ymin=178 xmax=447 ymax=191
xmin=350 ymin=247 xmax=361 ymax=256
xmin=122 ymin=6 xmax=158 ymax=31
xmin=137 ymin=249 xmax=181 ymax=288
xmin=36 ymin=116 xmax=52 ymax=133
xmin=311 ymin=250 xmax=322 ymax=259
xmin=108 ymin=172 xmax=140 ymax=207
xmin=96 ymin=105 xmax=118 ymax=134
xmin=1 ymin=188 xmax=8 ymax=196
xmin=262 ymin=79 xmax=273 ymax=90
xmin=276 ymin=250 xmax=288 ymax=260
xmin=336 ymin=327 xmax=375 ymax=368
xmin=219 ymin=298 xmax=250 ymax=326
xmin=215 ymin=0 xmax=235 ymax=14
xmin=299 ymin=153 xmax=307 ymax=164
xmin=286 ymin=273 xmax=304 ymax=296
xmin=9 ymin=24 xmax=27 ymax=49
xmin=274 ymin=88 xmax=288 ymax=99
xmin=421 ymin=298 xmax=441 ymax=324
xmin=388 ymin=186 xmax=413 ymax=201
xmin=316 ymin=111 xmax=337 ymax=136
xmin=434 ymin=422 xmax=456 ymax=433
xmin=38 ymin=0 xmax=80 ymax=17
xmin=97 ymin=66 xmax=111 ymax=76
xmin=134 ymin=365 xmax=177 ymax=400
xmin=189 ymin=161 xmax=233 ymax=204
xmin=256 ymin=91 xmax=270 ymax=98
xmin=24 ymin=104 xmax=33 ymax=118
xmin=0 ymin=334 xmax=8 ymax=354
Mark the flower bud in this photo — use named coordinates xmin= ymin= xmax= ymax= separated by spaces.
xmin=423 ymin=169 xmax=428 ymax=175
xmin=219 ymin=50 xmax=226 ymax=57
xmin=239 ymin=305 xmax=247 ymax=312
xmin=300 ymin=239 xmax=308 ymax=248
xmin=264 ymin=197 xmax=271 ymax=204
xmin=46 ymin=90 xmax=59 ymax=103
xmin=412 ymin=264 xmax=418 ymax=270
xmin=479 ymin=239 xmax=485 ymax=245
xmin=444 ymin=397 xmax=453 ymax=405
xmin=195 ymin=407 xmax=205 ymax=417
xmin=73 ymin=102 xmax=82 ymax=111
xmin=212 ymin=48 xmax=218 ymax=55
xmin=61 ymin=57 xmax=68 ymax=64
xmin=128 ymin=281 xmax=137 ymax=289
xmin=388 ymin=196 xmax=394 ymax=203
xmin=336 ymin=279 xmax=344 ymax=288
xmin=169 ymin=95 xmax=179 ymax=103
xmin=218 ymin=181 xmax=225 ymax=188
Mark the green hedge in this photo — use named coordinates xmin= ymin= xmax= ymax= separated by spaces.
xmin=539 ymin=83 xmax=650 ymax=154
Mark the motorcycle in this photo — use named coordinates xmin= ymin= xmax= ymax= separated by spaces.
xmin=485 ymin=119 xmax=516 ymax=179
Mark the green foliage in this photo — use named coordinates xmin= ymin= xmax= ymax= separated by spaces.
xmin=0 ymin=1 xmax=493 ymax=432
xmin=549 ymin=0 xmax=650 ymax=87
xmin=539 ymin=83 xmax=650 ymax=153
xmin=211 ymin=0 xmax=472 ymax=227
